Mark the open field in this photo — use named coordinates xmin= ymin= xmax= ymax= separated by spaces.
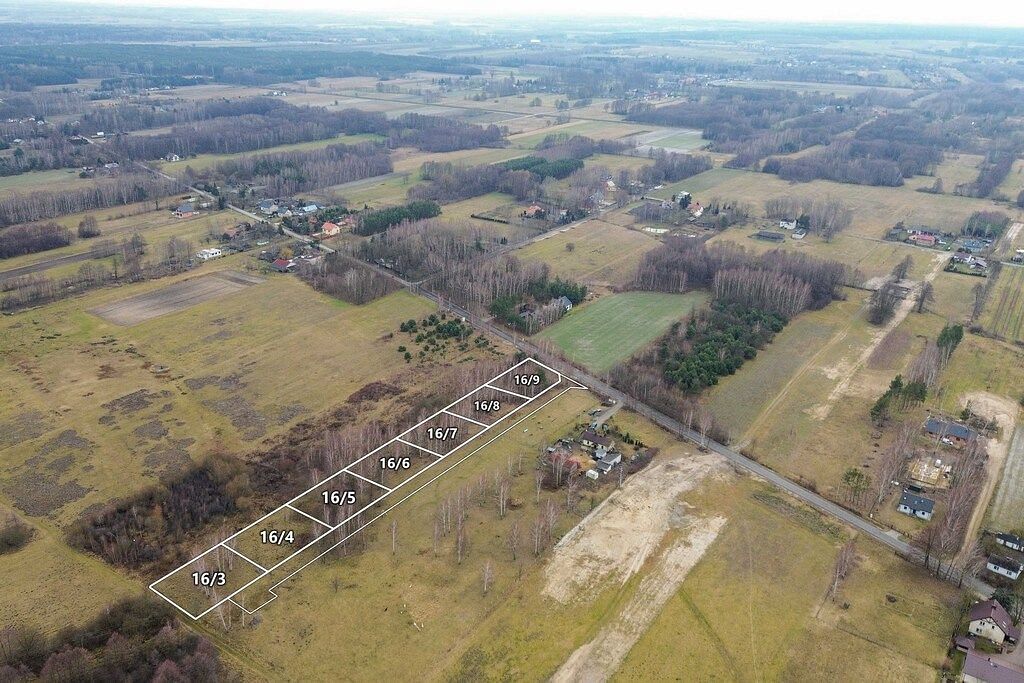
xmin=708 ymin=229 xmax=929 ymax=282
xmin=89 ymin=270 xmax=265 ymax=325
xmin=615 ymin=476 xmax=954 ymax=682
xmin=0 ymin=511 xmax=140 ymax=634
xmin=980 ymin=265 xmax=1024 ymax=344
xmin=654 ymin=167 xmax=1024 ymax=241
xmin=537 ymin=291 xmax=708 ymax=374
xmin=988 ymin=427 xmax=1024 ymax=531
xmin=0 ymin=205 xmax=239 ymax=280
xmin=709 ymin=78 xmax=916 ymax=97
xmin=0 ymin=265 xmax=441 ymax=526
xmin=515 ymin=219 xmax=660 ymax=286
xmin=903 ymin=153 xmax=983 ymax=194
xmin=0 ymin=168 xmax=100 ymax=197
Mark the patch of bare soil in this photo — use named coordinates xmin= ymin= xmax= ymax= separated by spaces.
xmin=101 ymin=389 xmax=169 ymax=416
xmin=0 ymin=410 xmax=49 ymax=448
xmin=133 ymin=420 xmax=169 ymax=441
xmin=3 ymin=470 xmax=90 ymax=517
xmin=542 ymin=451 xmax=726 ymax=604
xmin=551 ymin=516 xmax=727 ymax=683
xmin=960 ymin=391 xmax=1020 ymax=553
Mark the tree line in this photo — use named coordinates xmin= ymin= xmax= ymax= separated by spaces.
xmin=208 ymin=141 xmax=392 ymax=197
xmin=0 ymin=174 xmax=180 ymax=227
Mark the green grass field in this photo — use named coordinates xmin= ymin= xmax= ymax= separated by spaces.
xmin=981 ymin=265 xmax=1024 ymax=344
xmin=516 ymin=219 xmax=660 ymax=287
xmin=0 ymin=168 xmax=99 ymax=197
xmin=537 ymin=291 xmax=708 ymax=373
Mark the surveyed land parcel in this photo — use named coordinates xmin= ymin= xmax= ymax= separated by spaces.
xmin=151 ymin=359 xmax=579 ymax=619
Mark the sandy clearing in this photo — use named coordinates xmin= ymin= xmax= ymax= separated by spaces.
xmin=960 ymin=392 xmax=1020 ymax=551
xmin=550 ymin=516 xmax=727 ymax=683
xmin=810 ymin=252 xmax=947 ymax=421
xmin=542 ymin=451 xmax=725 ymax=604
xmin=89 ymin=270 xmax=264 ymax=326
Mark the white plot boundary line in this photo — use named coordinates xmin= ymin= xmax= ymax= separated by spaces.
xmin=150 ymin=358 xmax=578 ymax=620
xmin=229 ymin=382 xmax=582 ymax=617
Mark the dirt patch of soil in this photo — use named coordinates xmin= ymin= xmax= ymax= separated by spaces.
xmin=184 ymin=374 xmax=247 ymax=392
xmin=542 ymin=450 xmax=727 ymax=604
xmin=205 ymin=396 xmax=268 ymax=440
xmin=102 ymin=389 xmax=169 ymax=415
xmin=89 ymin=270 xmax=264 ymax=326
xmin=143 ymin=438 xmax=195 ymax=481
xmin=960 ymin=391 xmax=1020 ymax=551
xmin=551 ymin=516 xmax=727 ymax=683
xmin=347 ymin=381 xmax=403 ymax=405
xmin=3 ymin=471 xmax=90 ymax=517
xmin=0 ymin=411 xmax=50 ymax=448
xmin=133 ymin=420 xmax=169 ymax=441
xmin=38 ymin=429 xmax=94 ymax=456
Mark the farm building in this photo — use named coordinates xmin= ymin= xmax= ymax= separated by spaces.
xmin=897 ymin=490 xmax=934 ymax=520
xmin=997 ymin=534 xmax=1024 ymax=553
xmin=962 ymin=651 xmax=1024 ymax=683
xmin=909 ymin=233 xmax=937 ymax=247
xmin=988 ymin=555 xmax=1023 ymax=581
xmin=753 ymin=230 xmax=785 ymax=242
xmin=924 ymin=417 xmax=979 ymax=448
xmin=969 ymin=599 xmax=1021 ymax=645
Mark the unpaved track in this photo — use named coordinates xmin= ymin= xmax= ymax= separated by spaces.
xmin=961 ymin=392 xmax=1020 ymax=549
xmin=542 ymin=452 xmax=726 ymax=604
xmin=811 ymin=252 xmax=947 ymax=420
xmin=550 ymin=516 xmax=726 ymax=683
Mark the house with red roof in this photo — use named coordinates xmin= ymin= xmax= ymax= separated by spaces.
xmin=969 ymin=599 xmax=1021 ymax=646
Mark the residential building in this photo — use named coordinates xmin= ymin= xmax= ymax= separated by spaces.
xmin=969 ymin=599 xmax=1021 ymax=646
xmin=997 ymin=534 xmax=1024 ymax=553
xmin=320 ymin=221 xmax=342 ymax=237
xmin=897 ymin=490 xmax=935 ymax=520
xmin=988 ymin=555 xmax=1023 ymax=581
xmin=579 ymin=428 xmax=612 ymax=450
xmin=173 ymin=202 xmax=196 ymax=218
xmin=779 ymin=218 xmax=798 ymax=230
xmin=963 ymin=651 xmax=1024 ymax=683
xmin=271 ymin=258 xmax=295 ymax=273
xmin=925 ymin=417 xmax=979 ymax=448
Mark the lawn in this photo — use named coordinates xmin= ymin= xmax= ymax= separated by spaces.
xmin=615 ymin=476 xmax=955 ymax=682
xmin=980 ymin=265 xmax=1024 ymax=344
xmin=515 ymin=219 xmax=660 ymax=287
xmin=537 ymin=291 xmax=708 ymax=373
xmin=0 ymin=168 xmax=99 ymax=197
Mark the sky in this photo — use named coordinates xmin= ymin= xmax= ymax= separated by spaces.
xmin=89 ymin=0 xmax=1024 ymax=29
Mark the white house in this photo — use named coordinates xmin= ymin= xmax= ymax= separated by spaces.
xmin=988 ymin=555 xmax=1023 ymax=581
xmin=969 ymin=599 xmax=1021 ymax=645
xmin=897 ymin=490 xmax=934 ymax=521
xmin=997 ymin=533 xmax=1024 ymax=553
xmin=196 ymin=248 xmax=223 ymax=261
xmin=779 ymin=219 xmax=798 ymax=230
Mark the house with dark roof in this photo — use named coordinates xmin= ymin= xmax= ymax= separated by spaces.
xmin=173 ymin=202 xmax=196 ymax=218
xmin=997 ymin=533 xmax=1024 ymax=553
xmin=924 ymin=417 xmax=979 ymax=448
xmin=555 ymin=296 xmax=573 ymax=312
xmin=969 ymin=599 xmax=1021 ymax=646
xmin=963 ymin=651 xmax=1024 ymax=683
xmin=897 ymin=490 xmax=935 ymax=520
xmin=579 ymin=428 xmax=611 ymax=451
xmin=988 ymin=555 xmax=1023 ymax=581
